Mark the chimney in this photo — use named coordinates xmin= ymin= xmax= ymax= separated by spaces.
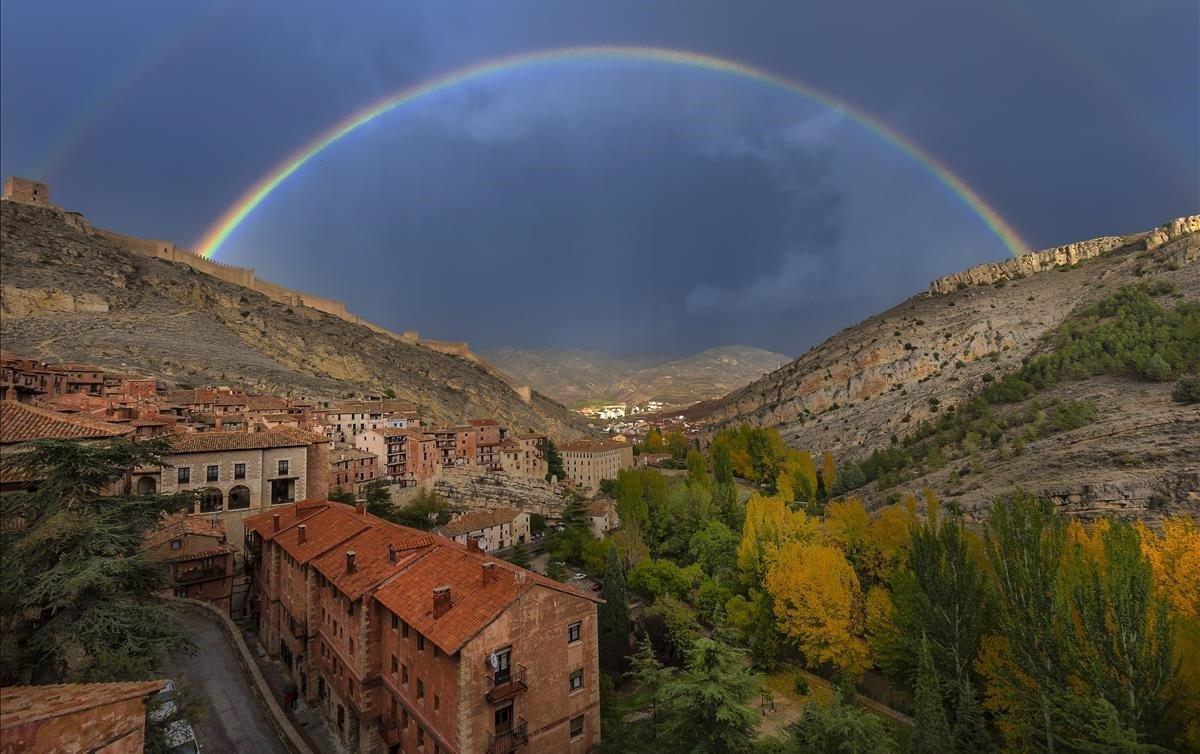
xmin=467 ymin=537 xmax=482 ymax=553
xmin=482 ymin=562 xmax=496 ymax=585
xmin=346 ymin=550 xmax=357 ymax=572
xmin=432 ymin=586 xmax=452 ymax=618
xmin=388 ymin=544 xmax=398 ymax=563
xmin=356 ymin=502 xmax=366 ymax=515
xmin=272 ymin=514 xmax=280 ymax=532
xmin=298 ymin=524 xmax=307 ymax=544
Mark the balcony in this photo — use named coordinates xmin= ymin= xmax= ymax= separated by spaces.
xmin=174 ymin=564 xmax=228 ymax=584
xmin=485 ymin=664 xmax=527 ymax=703
xmin=379 ymin=724 xmax=403 ymax=748
xmin=487 ymin=718 xmax=528 ymax=754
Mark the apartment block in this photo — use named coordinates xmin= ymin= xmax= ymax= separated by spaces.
xmin=244 ymin=500 xmax=601 ymax=754
xmin=331 ymin=447 xmax=381 ymax=495
xmin=355 ymin=428 xmax=442 ymax=487
xmin=557 ymin=439 xmax=634 ymax=490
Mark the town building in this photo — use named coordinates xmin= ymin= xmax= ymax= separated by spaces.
xmin=587 ymin=500 xmax=621 ymax=539
xmin=635 ymin=452 xmax=672 ymax=468
xmin=144 ymin=512 xmax=237 ymax=612
xmin=319 ymin=400 xmax=420 ymax=444
xmin=244 ymin=500 xmax=602 ymax=753
xmin=331 ymin=447 xmax=380 ymax=495
xmin=437 ymin=508 xmax=531 ymax=552
xmin=355 ymin=427 xmax=441 ymax=487
xmin=0 ymin=680 xmax=167 ymax=754
xmin=135 ymin=428 xmax=330 ymax=545
xmin=557 ymin=439 xmax=634 ymax=490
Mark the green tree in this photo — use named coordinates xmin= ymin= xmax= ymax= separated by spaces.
xmin=1172 ymin=374 xmax=1200 ymax=404
xmin=953 ymin=675 xmax=994 ymax=753
xmin=688 ymin=520 xmax=739 ymax=580
xmin=328 ymin=486 xmax=357 ymax=504
xmin=666 ymin=431 xmax=691 ymax=463
xmin=0 ymin=438 xmax=196 ymax=684
xmin=506 ymin=540 xmax=530 ymax=568
xmin=686 ymin=449 xmax=710 ymax=488
xmin=542 ymin=437 xmax=565 ymax=482
xmin=749 ymin=594 xmax=783 ymax=672
xmin=362 ymin=480 xmax=394 ymax=518
xmin=627 ymin=632 xmax=672 ymax=741
xmin=910 ymin=633 xmax=953 ymax=754
xmin=598 ymin=544 xmax=632 ymax=674
xmin=659 ymin=638 xmax=758 ymax=753
xmin=1142 ymin=352 xmax=1173 ymax=381
xmin=711 ymin=441 xmax=734 ymax=485
xmin=545 ymin=560 xmax=568 ymax=582
xmin=391 ymin=488 xmax=450 ymax=530
xmin=793 ymin=696 xmax=893 ymax=754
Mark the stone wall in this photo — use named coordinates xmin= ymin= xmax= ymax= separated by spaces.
xmin=410 ymin=466 xmax=567 ymax=517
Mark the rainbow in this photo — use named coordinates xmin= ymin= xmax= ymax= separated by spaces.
xmin=197 ymin=45 xmax=1029 ymax=259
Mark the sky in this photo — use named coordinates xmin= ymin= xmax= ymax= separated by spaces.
xmin=2 ymin=1 xmax=1196 ymax=357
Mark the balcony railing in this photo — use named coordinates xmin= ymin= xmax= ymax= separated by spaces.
xmin=174 ymin=564 xmax=227 ymax=583
xmin=485 ymin=664 xmax=527 ymax=703
xmin=487 ymin=718 xmax=528 ymax=754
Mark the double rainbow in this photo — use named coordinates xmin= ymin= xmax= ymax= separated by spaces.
xmin=196 ymin=45 xmax=1028 ymax=259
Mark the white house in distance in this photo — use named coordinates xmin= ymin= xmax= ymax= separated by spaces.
xmin=588 ymin=500 xmax=621 ymax=538
xmin=436 ymin=508 xmax=531 ymax=552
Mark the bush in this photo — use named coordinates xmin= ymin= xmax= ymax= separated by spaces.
xmin=1173 ymin=375 xmax=1200 ymax=404
xmin=794 ymin=673 xmax=811 ymax=696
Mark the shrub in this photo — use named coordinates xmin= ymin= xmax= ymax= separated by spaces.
xmin=1173 ymin=375 xmax=1200 ymax=404
xmin=794 ymin=673 xmax=811 ymax=696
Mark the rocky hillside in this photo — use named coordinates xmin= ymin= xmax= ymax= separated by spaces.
xmin=0 ymin=200 xmax=587 ymax=438
xmin=487 ymin=345 xmax=787 ymax=406
xmin=693 ymin=216 xmax=1200 ymax=520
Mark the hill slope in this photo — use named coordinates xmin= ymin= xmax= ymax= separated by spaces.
xmin=0 ymin=200 xmax=587 ymax=438
xmin=693 ymin=216 xmax=1200 ymax=520
xmin=487 ymin=345 xmax=787 ymax=406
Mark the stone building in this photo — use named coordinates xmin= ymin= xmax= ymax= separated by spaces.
xmin=437 ymin=508 xmax=531 ymax=553
xmin=0 ymin=680 xmax=167 ymax=754
xmin=319 ymin=400 xmax=420 ymax=444
xmin=355 ymin=427 xmax=442 ymax=487
xmin=144 ymin=512 xmax=236 ymax=612
xmin=136 ymin=428 xmax=330 ymax=545
xmin=2 ymin=176 xmax=51 ymax=206
xmin=557 ymin=439 xmax=634 ymax=490
xmin=244 ymin=500 xmax=602 ymax=753
xmin=331 ymin=446 xmax=380 ymax=495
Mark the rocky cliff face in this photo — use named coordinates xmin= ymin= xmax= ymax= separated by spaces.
xmin=0 ymin=200 xmax=587 ymax=438
xmin=693 ymin=216 xmax=1200 ymax=520
xmin=412 ymin=466 xmax=567 ymax=517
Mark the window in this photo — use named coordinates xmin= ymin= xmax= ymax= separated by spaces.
xmin=434 ymin=694 xmax=440 ymax=710
xmin=234 ymin=463 xmax=246 ymax=480
xmin=402 ymin=621 xmax=410 ymax=638
xmin=391 ymin=614 xmax=399 ymax=630
xmin=569 ymin=669 xmax=583 ymax=692
xmin=401 ymin=664 xmax=409 ymax=684
xmin=177 ymin=467 xmax=190 ymax=484
xmin=417 ymin=679 xmax=424 ymax=700
xmin=391 ymin=656 xmax=398 ymax=675
xmin=170 ymin=539 xmax=182 ymax=550
xmin=277 ymin=459 xmax=289 ymax=476
xmin=206 ymin=464 xmax=219 ymax=482
xmin=570 ymin=714 xmax=584 ymax=738
xmin=417 ymin=635 xmax=425 ymax=653
xmin=568 ymin=622 xmax=581 ymax=643
xmin=349 ymin=638 xmax=354 ymax=654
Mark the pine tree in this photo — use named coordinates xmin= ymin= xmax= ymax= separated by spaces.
xmin=328 ymin=486 xmax=357 ymax=504
xmin=0 ymin=438 xmax=196 ymax=684
xmin=626 ymin=632 xmax=671 ymax=741
xmin=953 ymin=675 xmax=993 ymax=753
xmin=910 ymin=633 xmax=953 ymax=754
xmin=659 ymin=638 xmax=758 ymax=753
xmin=598 ymin=543 xmax=631 ymax=674
xmin=750 ymin=594 xmax=783 ymax=672
xmin=507 ymin=540 xmax=530 ymax=568
xmin=541 ymin=437 xmax=564 ymax=482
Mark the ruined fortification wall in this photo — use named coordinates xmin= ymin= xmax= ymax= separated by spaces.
xmin=96 ymin=229 xmax=257 ymax=288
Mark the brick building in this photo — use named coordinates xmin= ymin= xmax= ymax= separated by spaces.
xmin=244 ymin=500 xmax=602 ymax=753
xmin=319 ymin=400 xmax=420 ymax=444
xmin=135 ymin=428 xmax=330 ymax=545
xmin=0 ymin=680 xmax=167 ymax=754
xmin=557 ymin=439 xmax=634 ymax=490
xmin=355 ymin=428 xmax=442 ymax=487
xmin=331 ymin=447 xmax=381 ymax=495
xmin=437 ymin=508 xmax=531 ymax=553
xmin=144 ymin=512 xmax=236 ymax=612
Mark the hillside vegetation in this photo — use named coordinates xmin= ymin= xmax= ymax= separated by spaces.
xmin=0 ymin=200 xmax=587 ymax=437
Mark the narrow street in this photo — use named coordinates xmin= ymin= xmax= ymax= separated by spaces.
xmin=167 ymin=609 xmax=290 ymax=754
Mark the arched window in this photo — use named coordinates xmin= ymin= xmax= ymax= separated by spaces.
xmin=227 ymin=485 xmax=251 ymax=510
xmin=136 ymin=476 xmax=157 ymax=495
xmin=199 ymin=488 xmax=223 ymax=513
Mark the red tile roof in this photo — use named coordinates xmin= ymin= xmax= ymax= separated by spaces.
xmin=558 ymin=438 xmax=629 ymax=453
xmin=143 ymin=512 xmax=227 ymax=551
xmin=272 ymin=505 xmax=372 ymax=564
xmin=166 ymin=427 xmax=325 ymax=453
xmin=310 ymin=526 xmax=433 ymax=599
xmin=437 ymin=508 xmax=524 ymax=538
xmin=0 ymin=402 xmax=133 ymax=444
xmin=244 ymin=499 xmax=330 ymax=541
xmin=0 ymin=680 xmax=167 ymax=728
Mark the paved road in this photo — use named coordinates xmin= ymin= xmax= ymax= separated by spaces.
xmin=167 ymin=610 xmax=290 ymax=754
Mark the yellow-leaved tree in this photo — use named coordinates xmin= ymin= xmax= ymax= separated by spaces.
xmin=737 ymin=492 xmax=818 ymax=582
xmin=764 ymin=542 xmax=869 ymax=677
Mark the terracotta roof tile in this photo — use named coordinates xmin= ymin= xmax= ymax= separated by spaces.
xmin=165 ymin=544 xmax=237 ymax=562
xmin=0 ymin=402 xmax=132 ymax=444
xmin=558 ymin=438 xmax=629 ymax=453
xmin=272 ymin=505 xmax=372 ymax=564
xmin=244 ymin=500 xmax=329 ymax=541
xmin=311 ymin=526 xmax=434 ymax=599
xmin=437 ymin=508 xmax=523 ymax=538
xmin=166 ymin=427 xmax=324 ymax=453
xmin=143 ymin=512 xmax=227 ymax=551
xmin=0 ymin=680 xmax=167 ymax=728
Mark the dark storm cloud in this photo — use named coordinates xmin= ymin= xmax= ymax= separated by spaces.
xmin=1 ymin=0 xmax=1195 ymax=356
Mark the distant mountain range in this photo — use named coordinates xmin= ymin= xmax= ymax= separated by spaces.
xmin=486 ymin=345 xmax=789 ymax=407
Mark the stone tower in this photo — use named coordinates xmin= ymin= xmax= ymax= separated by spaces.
xmin=3 ymin=176 xmax=51 ymax=206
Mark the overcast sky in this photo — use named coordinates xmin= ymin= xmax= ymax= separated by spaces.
xmin=2 ymin=1 xmax=1196 ymax=356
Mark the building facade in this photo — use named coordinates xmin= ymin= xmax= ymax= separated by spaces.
xmin=331 ymin=447 xmax=380 ymax=495
xmin=244 ymin=500 xmax=601 ymax=754
xmin=557 ymin=440 xmax=634 ymax=490
xmin=437 ymin=509 xmax=531 ymax=553
xmin=0 ymin=680 xmax=167 ymax=754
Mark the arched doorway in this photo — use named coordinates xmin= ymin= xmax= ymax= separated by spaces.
xmin=136 ymin=476 xmax=157 ymax=495
xmin=227 ymin=485 xmax=251 ymax=510
xmin=199 ymin=488 xmax=223 ymax=513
